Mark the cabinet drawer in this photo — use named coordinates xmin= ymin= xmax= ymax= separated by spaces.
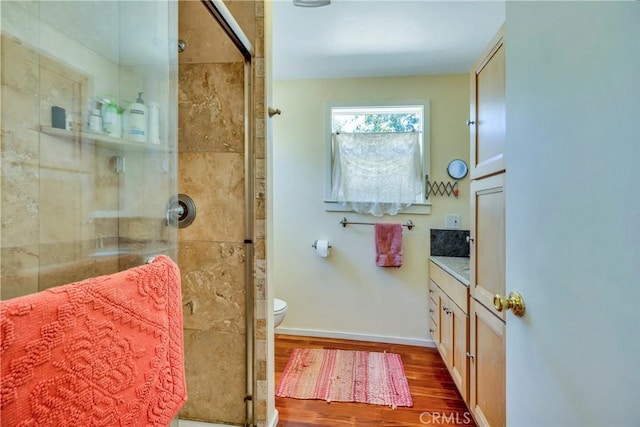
xmin=430 ymin=261 xmax=468 ymax=314
xmin=428 ymin=280 xmax=438 ymax=305
xmin=428 ymin=281 xmax=438 ymax=325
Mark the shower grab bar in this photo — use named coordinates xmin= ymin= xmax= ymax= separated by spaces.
xmin=340 ymin=217 xmax=414 ymax=230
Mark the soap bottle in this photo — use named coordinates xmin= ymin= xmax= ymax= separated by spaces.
xmin=127 ymin=92 xmax=147 ymax=142
xmin=101 ymin=97 xmax=122 ymax=138
xmin=88 ymin=108 xmax=103 ymax=133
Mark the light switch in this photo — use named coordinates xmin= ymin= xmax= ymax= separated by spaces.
xmin=445 ymin=214 xmax=461 ymax=229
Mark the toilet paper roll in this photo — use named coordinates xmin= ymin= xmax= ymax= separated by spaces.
xmin=314 ymin=240 xmax=330 ymax=258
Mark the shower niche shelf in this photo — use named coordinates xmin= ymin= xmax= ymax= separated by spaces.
xmin=40 ymin=126 xmax=169 ymax=153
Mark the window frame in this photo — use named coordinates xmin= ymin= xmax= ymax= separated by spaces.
xmin=324 ymin=99 xmax=432 ymax=215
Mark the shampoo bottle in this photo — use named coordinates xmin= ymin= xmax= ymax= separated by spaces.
xmin=127 ymin=92 xmax=147 ymax=142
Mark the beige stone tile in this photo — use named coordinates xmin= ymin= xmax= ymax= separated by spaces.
xmin=255 ymin=318 xmax=266 ymax=340
xmin=1 ymin=129 xmax=40 ymax=248
xmin=1 ymin=85 xmax=40 ymax=131
xmin=179 ymin=241 xmax=246 ymax=333
xmin=1 ymin=36 xmax=39 ymax=96
xmin=178 ymin=152 xmax=245 ymax=242
xmin=39 ymin=133 xmax=92 ymax=172
xmin=37 ymin=240 xmax=123 ymax=290
xmin=119 ymin=217 xmax=167 ymax=243
xmin=255 ymin=178 xmax=265 ymax=199
xmin=254 ymin=77 xmax=265 ymax=117
xmin=255 ymin=158 xmax=265 ymax=179
xmin=226 ymin=0 xmax=257 ymax=45
xmin=178 ymin=0 xmax=244 ymax=65
xmin=255 ymin=218 xmax=265 ymax=240
xmin=254 ymin=0 xmax=264 ymax=19
xmin=253 ymin=28 xmax=264 ymax=58
xmin=254 ymin=57 xmax=264 ymax=79
xmin=0 ymin=245 xmax=39 ymax=300
xmin=254 ymin=198 xmax=265 ymax=220
xmin=255 ymin=136 xmax=265 ymax=159
xmin=178 ymin=63 xmax=245 ymax=153
xmin=255 ymin=117 xmax=265 ymax=138
xmin=38 ymin=57 xmax=85 ymax=127
xmin=255 ymin=258 xmax=266 ymax=280
xmin=254 ymin=238 xmax=265 ymax=260
xmin=257 ymin=360 xmax=266 ymax=381
xmin=179 ymin=329 xmax=246 ymax=424
xmin=255 ymin=278 xmax=265 ymax=300
xmin=38 ymin=168 xmax=89 ymax=245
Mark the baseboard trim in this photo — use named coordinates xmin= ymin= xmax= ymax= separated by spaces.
xmin=275 ymin=327 xmax=436 ymax=348
xmin=269 ymin=409 xmax=279 ymax=427
xmin=176 ymin=411 xmax=278 ymax=427
xmin=177 ymin=420 xmax=234 ymax=427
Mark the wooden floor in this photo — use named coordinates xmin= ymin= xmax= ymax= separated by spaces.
xmin=275 ymin=335 xmax=475 ymax=427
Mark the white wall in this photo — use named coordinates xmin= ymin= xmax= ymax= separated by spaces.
xmin=272 ymin=75 xmax=470 ymax=344
xmin=505 ymin=2 xmax=640 ymax=425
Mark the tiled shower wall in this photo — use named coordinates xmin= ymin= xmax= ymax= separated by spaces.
xmin=0 ymin=34 xmax=119 ymax=299
xmin=1 ymin=1 xmax=176 ymax=300
xmin=176 ymin=1 xmax=267 ymax=424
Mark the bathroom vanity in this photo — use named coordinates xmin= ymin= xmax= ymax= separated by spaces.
xmin=428 ymin=256 xmax=470 ymax=403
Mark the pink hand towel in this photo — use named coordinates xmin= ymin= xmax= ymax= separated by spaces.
xmin=0 ymin=255 xmax=187 ymax=427
xmin=375 ymin=223 xmax=403 ymax=267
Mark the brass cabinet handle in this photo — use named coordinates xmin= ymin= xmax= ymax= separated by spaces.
xmin=466 ymin=352 xmax=475 ymax=359
xmin=493 ymin=291 xmax=526 ymax=317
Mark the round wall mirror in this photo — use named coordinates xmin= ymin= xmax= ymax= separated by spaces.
xmin=447 ymin=159 xmax=468 ymax=179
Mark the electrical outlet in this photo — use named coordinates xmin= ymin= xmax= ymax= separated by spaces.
xmin=445 ymin=214 xmax=461 ymax=229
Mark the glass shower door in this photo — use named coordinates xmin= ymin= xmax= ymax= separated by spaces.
xmin=0 ymin=0 xmax=178 ymax=299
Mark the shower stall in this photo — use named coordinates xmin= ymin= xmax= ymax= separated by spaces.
xmin=1 ymin=1 xmax=268 ymax=425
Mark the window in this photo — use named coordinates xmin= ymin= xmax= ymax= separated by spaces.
xmin=325 ymin=101 xmax=430 ymax=216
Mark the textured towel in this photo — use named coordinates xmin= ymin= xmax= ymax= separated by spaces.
xmin=375 ymin=223 xmax=403 ymax=267
xmin=0 ymin=255 xmax=187 ymax=426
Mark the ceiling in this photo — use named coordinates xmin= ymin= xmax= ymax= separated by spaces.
xmin=272 ymin=0 xmax=505 ymax=80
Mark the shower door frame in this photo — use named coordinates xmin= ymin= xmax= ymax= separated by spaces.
xmin=198 ymin=1 xmax=256 ymax=425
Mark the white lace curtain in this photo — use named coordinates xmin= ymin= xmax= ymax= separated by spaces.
xmin=331 ymin=132 xmax=423 ymax=217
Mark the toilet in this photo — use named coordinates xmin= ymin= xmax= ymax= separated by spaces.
xmin=274 ymin=298 xmax=288 ymax=328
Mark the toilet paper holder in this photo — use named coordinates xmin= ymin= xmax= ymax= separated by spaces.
xmin=311 ymin=240 xmax=332 ymax=250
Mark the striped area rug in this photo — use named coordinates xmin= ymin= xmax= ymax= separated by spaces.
xmin=275 ymin=348 xmax=413 ymax=408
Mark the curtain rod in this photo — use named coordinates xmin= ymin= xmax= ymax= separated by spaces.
xmin=340 ymin=217 xmax=414 ymax=230
xmin=334 ymin=130 xmax=421 ymax=135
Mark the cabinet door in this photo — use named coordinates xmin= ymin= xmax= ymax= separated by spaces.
xmin=450 ymin=301 xmax=469 ymax=403
xmin=470 ymin=173 xmax=505 ymax=320
xmin=428 ymin=280 xmax=439 ymax=342
xmin=470 ymin=25 xmax=505 ymax=180
xmin=469 ymin=299 xmax=505 ymax=427
xmin=437 ymin=288 xmax=452 ymax=366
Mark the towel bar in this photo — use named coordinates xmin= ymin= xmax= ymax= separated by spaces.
xmin=339 ymin=217 xmax=414 ymax=230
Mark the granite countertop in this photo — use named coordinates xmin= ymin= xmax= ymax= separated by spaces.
xmin=430 ymin=256 xmax=470 ymax=286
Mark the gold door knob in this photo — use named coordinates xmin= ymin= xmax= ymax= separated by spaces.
xmin=493 ymin=291 xmax=526 ymax=317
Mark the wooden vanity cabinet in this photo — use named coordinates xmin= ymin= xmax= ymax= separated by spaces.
xmin=429 ymin=261 xmax=469 ymax=403
xmin=469 ymin=299 xmax=506 ymax=427
xmin=468 ymin=24 xmax=507 ymax=427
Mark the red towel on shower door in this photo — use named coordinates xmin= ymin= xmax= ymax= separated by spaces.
xmin=375 ymin=223 xmax=403 ymax=267
xmin=0 ymin=255 xmax=187 ymax=426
